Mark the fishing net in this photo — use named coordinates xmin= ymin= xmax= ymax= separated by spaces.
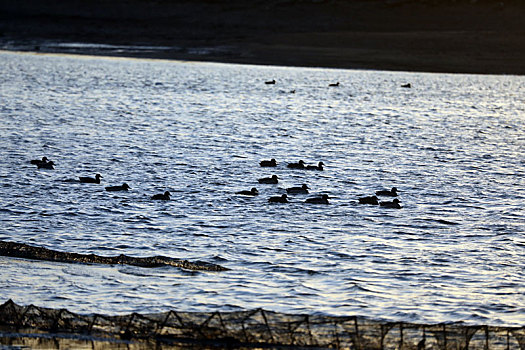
xmin=0 ymin=300 xmax=523 ymax=349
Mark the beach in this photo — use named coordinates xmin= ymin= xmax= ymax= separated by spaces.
xmin=1 ymin=0 xmax=524 ymax=74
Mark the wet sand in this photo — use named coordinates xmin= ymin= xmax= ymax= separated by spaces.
xmin=1 ymin=0 xmax=524 ymax=74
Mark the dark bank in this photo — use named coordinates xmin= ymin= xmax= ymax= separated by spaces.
xmin=1 ymin=0 xmax=524 ymax=74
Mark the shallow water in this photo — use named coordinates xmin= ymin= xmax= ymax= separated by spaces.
xmin=0 ymin=51 xmax=523 ymax=327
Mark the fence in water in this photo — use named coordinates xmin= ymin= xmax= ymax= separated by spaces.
xmin=0 ymin=300 xmax=523 ymax=349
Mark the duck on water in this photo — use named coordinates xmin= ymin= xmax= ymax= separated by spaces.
xmin=376 ymin=187 xmax=398 ymax=197
xmin=268 ymin=194 xmax=288 ymax=203
xmin=30 ymin=156 xmax=49 ymax=166
xmin=259 ymin=159 xmax=277 ymax=167
xmin=151 ymin=191 xmax=171 ymax=200
xmin=105 ymin=183 xmax=130 ymax=191
xmin=306 ymin=161 xmax=324 ymax=171
xmin=286 ymin=184 xmax=309 ymax=194
xmin=287 ymin=160 xmax=305 ymax=169
xmin=236 ymin=188 xmax=259 ymax=196
xmin=380 ymin=198 xmax=402 ymax=209
xmin=358 ymin=195 xmax=379 ymax=205
xmin=258 ymin=175 xmax=278 ymax=184
xmin=305 ymin=194 xmax=330 ymax=204
xmin=31 ymin=156 xmax=54 ymax=169
xmin=79 ymin=174 xmax=102 ymax=184
xmin=38 ymin=161 xmax=55 ymax=170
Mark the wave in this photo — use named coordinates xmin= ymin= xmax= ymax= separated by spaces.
xmin=0 ymin=241 xmax=227 ymax=271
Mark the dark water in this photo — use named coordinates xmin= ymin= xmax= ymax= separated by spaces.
xmin=0 ymin=51 xmax=523 ymax=326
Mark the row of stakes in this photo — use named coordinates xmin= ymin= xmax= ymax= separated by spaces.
xmin=30 ymin=157 xmax=400 ymax=208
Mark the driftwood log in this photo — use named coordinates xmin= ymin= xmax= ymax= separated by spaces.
xmin=0 ymin=240 xmax=227 ymax=271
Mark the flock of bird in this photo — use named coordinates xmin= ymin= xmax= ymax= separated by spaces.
xmin=30 ymin=156 xmax=169 ymax=200
xmin=264 ymin=79 xmax=341 ymax=93
xmin=264 ymin=79 xmax=410 ymax=90
xmin=235 ymin=158 xmax=401 ymax=208
xmin=30 ymin=156 xmax=401 ymax=208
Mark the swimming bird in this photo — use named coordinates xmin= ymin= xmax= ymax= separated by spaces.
xmin=306 ymin=161 xmax=324 ymax=171
xmin=37 ymin=161 xmax=55 ymax=170
xmin=358 ymin=195 xmax=379 ymax=205
xmin=105 ymin=183 xmax=130 ymax=191
xmin=305 ymin=194 xmax=330 ymax=204
xmin=401 ymin=83 xmax=411 ymax=88
xmin=329 ymin=82 xmax=340 ymax=87
xmin=286 ymin=184 xmax=309 ymax=194
xmin=380 ymin=198 xmax=401 ymax=209
xmin=236 ymin=187 xmax=259 ymax=196
xmin=30 ymin=156 xmax=48 ymax=166
xmin=375 ymin=187 xmax=398 ymax=197
xmin=151 ymin=191 xmax=170 ymax=200
xmin=287 ymin=160 xmax=305 ymax=169
xmin=259 ymin=159 xmax=277 ymax=167
xmin=79 ymin=174 xmax=102 ymax=184
xmin=258 ymin=175 xmax=278 ymax=184
xmin=265 ymin=79 xmax=276 ymax=85
xmin=268 ymin=194 xmax=288 ymax=203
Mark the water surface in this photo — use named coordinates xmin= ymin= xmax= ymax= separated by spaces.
xmin=0 ymin=51 xmax=523 ymax=326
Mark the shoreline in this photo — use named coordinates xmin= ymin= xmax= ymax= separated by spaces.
xmin=2 ymin=47 xmax=524 ymax=77
xmin=1 ymin=0 xmax=524 ymax=75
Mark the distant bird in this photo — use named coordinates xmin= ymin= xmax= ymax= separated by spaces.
xmin=265 ymin=79 xmax=276 ymax=85
xmin=306 ymin=161 xmax=324 ymax=171
xmin=329 ymin=82 xmax=340 ymax=87
xmin=287 ymin=160 xmax=305 ymax=169
xmin=375 ymin=187 xmax=398 ymax=197
xmin=290 ymin=89 xmax=296 ymax=94
xmin=305 ymin=194 xmax=330 ymax=204
xmin=105 ymin=183 xmax=130 ymax=191
xmin=259 ymin=159 xmax=277 ymax=167
xmin=258 ymin=175 xmax=278 ymax=184
xmin=37 ymin=161 xmax=55 ymax=170
xmin=30 ymin=156 xmax=48 ymax=166
xmin=79 ymin=174 xmax=102 ymax=184
xmin=236 ymin=187 xmax=259 ymax=196
xmin=286 ymin=184 xmax=309 ymax=194
xmin=380 ymin=198 xmax=401 ymax=209
xmin=401 ymin=83 xmax=411 ymax=88
xmin=268 ymin=194 xmax=288 ymax=203
xmin=151 ymin=191 xmax=171 ymax=200
xmin=358 ymin=196 xmax=379 ymax=205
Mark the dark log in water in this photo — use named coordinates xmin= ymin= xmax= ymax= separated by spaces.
xmin=0 ymin=241 xmax=228 ymax=271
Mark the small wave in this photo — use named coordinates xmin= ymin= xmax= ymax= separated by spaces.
xmin=417 ymin=218 xmax=460 ymax=225
xmin=272 ymin=265 xmax=319 ymax=275
xmin=212 ymin=255 xmax=229 ymax=262
xmin=61 ymin=178 xmax=80 ymax=183
xmin=117 ymin=266 xmax=158 ymax=277
xmin=347 ymin=282 xmax=376 ymax=293
xmin=123 ymin=215 xmax=152 ymax=223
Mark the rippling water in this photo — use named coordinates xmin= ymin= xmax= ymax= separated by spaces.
xmin=0 ymin=51 xmax=523 ymax=327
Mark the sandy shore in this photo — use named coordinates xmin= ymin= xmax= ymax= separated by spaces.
xmin=1 ymin=0 xmax=524 ymax=74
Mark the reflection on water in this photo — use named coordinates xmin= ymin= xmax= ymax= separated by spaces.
xmin=0 ymin=51 xmax=524 ymax=326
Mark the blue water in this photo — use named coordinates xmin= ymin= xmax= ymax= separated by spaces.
xmin=0 ymin=51 xmax=523 ymax=326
